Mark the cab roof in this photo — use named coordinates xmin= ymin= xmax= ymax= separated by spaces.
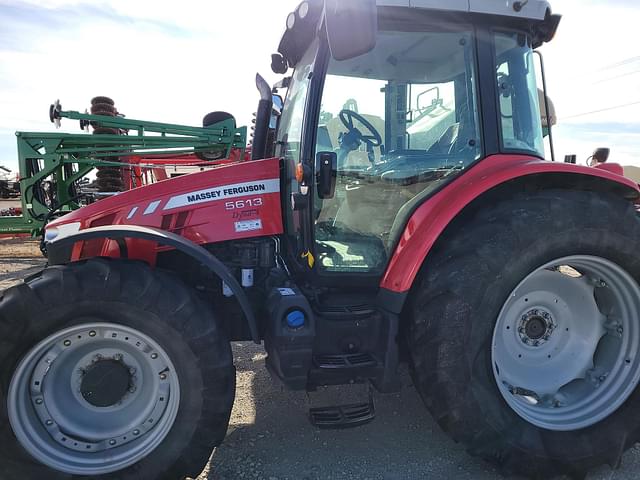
xmin=276 ymin=0 xmax=560 ymax=69
xmin=376 ymin=0 xmax=551 ymax=21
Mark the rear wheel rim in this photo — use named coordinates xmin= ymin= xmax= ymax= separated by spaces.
xmin=492 ymin=255 xmax=640 ymax=431
xmin=8 ymin=322 xmax=180 ymax=475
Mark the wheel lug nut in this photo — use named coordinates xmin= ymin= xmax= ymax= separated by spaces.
xmin=109 ymin=439 xmax=116 ymax=446
xmin=159 ymin=373 xmax=167 ymax=380
xmin=129 ymin=367 xmax=136 ymax=374
xmin=133 ymin=429 xmax=140 ymax=435
xmin=114 ymin=354 xmax=123 ymax=361
xmin=129 ymin=386 xmax=136 ymax=393
xmin=45 ymin=420 xmax=53 ymax=426
xmin=89 ymin=330 xmax=96 ymax=337
xmin=151 ymin=353 xmax=158 ymax=359
xmin=63 ymin=340 xmax=71 ymax=347
xmin=35 ymin=398 xmax=43 ymax=405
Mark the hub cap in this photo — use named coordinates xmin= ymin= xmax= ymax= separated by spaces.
xmin=8 ymin=323 xmax=180 ymax=475
xmin=492 ymin=256 xmax=640 ymax=431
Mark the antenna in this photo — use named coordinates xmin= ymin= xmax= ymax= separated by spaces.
xmin=513 ymin=0 xmax=529 ymax=12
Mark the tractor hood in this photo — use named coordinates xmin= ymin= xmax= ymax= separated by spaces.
xmin=46 ymin=158 xmax=283 ymax=246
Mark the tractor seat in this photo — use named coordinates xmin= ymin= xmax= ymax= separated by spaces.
xmin=426 ymin=123 xmax=460 ymax=155
xmin=593 ymin=163 xmax=624 ymax=176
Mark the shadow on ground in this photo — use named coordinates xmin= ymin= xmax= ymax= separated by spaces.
xmin=200 ymin=342 xmax=640 ymax=480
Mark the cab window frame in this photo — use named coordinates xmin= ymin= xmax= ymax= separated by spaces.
xmin=493 ymin=29 xmax=546 ymax=160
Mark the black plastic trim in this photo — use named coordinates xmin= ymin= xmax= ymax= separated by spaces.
xmin=376 ymin=288 xmax=408 ymax=315
xmin=47 ymin=225 xmax=260 ymax=343
xmin=475 ymin=26 xmax=500 ymax=156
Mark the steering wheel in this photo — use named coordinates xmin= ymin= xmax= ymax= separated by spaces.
xmin=339 ymin=109 xmax=383 ymax=150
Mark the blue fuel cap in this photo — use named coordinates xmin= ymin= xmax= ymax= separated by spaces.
xmin=286 ymin=310 xmax=305 ymax=329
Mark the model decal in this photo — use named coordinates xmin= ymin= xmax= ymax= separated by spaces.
xmin=232 ymin=209 xmax=259 ymax=220
xmin=225 ymin=197 xmax=264 ymax=210
xmin=164 ymin=179 xmax=279 ymax=211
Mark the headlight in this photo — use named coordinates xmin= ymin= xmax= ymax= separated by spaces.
xmin=44 ymin=222 xmax=81 ymax=242
xmin=44 ymin=227 xmax=59 ymax=242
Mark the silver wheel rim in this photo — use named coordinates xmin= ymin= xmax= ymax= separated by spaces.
xmin=8 ymin=322 xmax=180 ymax=475
xmin=492 ymin=255 xmax=640 ymax=431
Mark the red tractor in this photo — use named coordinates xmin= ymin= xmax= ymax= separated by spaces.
xmin=2 ymin=1 xmax=639 ymax=479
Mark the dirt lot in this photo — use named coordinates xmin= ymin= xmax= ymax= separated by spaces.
xmin=2 ymin=239 xmax=640 ymax=480
xmin=0 ymin=238 xmax=46 ymax=290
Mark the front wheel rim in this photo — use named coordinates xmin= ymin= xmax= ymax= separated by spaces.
xmin=492 ymin=255 xmax=640 ymax=431
xmin=8 ymin=322 xmax=180 ymax=475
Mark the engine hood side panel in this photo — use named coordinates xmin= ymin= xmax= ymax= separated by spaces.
xmin=47 ymin=158 xmax=284 ymax=246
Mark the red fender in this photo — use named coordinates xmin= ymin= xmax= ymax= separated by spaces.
xmin=380 ymin=154 xmax=640 ymax=293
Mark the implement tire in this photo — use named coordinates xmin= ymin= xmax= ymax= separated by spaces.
xmin=409 ymin=190 xmax=640 ymax=479
xmin=0 ymin=258 xmax=235 ymax=479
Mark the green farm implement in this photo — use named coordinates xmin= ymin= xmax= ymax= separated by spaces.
xmin=0 ymin=98 xmax=247 ymax=235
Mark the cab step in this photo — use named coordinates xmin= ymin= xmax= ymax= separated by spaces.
xmin=308 ymin=386 xmax=375 ymax=429
xmin=313 ymin=352 xmax=378 ymax=369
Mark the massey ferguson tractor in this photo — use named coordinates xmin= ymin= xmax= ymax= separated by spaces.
xmin=2 ymin=1 xmax=639 ymax=479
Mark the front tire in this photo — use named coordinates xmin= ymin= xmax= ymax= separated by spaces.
xmin=409 ymin=190 xmax=640 ymax=478
xmin=0 ymin=259 xmax=235 ymax=479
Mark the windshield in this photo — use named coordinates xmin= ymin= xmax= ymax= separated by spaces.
xmin=314 ymin=28 xmax=481 ymax=273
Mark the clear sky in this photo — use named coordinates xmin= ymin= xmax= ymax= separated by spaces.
xmin=0 ymin=0 xmax=638 ymax=171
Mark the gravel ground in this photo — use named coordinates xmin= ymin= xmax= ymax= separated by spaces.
xmin=0 ymin=238 xmax=46 ymax=290
xmin=2 ymin=239 xmax=640 ymax=480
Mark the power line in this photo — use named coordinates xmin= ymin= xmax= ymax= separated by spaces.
xmin=560 ymin=100 xmax=640 ymax=120
xmin=594 ymin=68 xmax=640 ymax=85
xmin=597 ymin=56 xmax=640 ymax=72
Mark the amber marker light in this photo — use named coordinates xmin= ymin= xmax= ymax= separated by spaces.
xmin=295 ymin=163 xmax=305 ymax=183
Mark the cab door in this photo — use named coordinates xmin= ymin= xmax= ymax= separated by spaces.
xmin=312 ymin=29 xmax=482 ymax=275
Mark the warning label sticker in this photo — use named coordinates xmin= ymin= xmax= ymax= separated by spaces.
xmin=234 ymin=219 xmax=263 ymax=233
xmin=164 ymin=179 xmax=279 ymax=211
xmin=277 ymin=288 xmax=296 ymax=296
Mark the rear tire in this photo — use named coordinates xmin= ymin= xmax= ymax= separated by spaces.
xmin=0 ymin=258 xmax=235 ymax=479
xmin=409 ymin=190 xmax=640 ymax=479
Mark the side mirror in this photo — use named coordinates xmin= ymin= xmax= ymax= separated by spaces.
xmin=316 ymin=151 xmax=337 ymax=199
xmin=593 ymin=148 xmax=610 ymax=163
xmin=324 ymin=0 xmax=377 ymax=61
xmin=270 ymin=95 xmax=284 ymax=129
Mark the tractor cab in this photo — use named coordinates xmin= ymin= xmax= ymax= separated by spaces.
xmin=271 ymin=0 xmax=560 ymax=276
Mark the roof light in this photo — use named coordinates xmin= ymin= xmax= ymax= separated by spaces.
xmin=286 ymin=12 xmax=296 ymax=30
xmin=298 ymin=1 xmax=309 ymax=19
